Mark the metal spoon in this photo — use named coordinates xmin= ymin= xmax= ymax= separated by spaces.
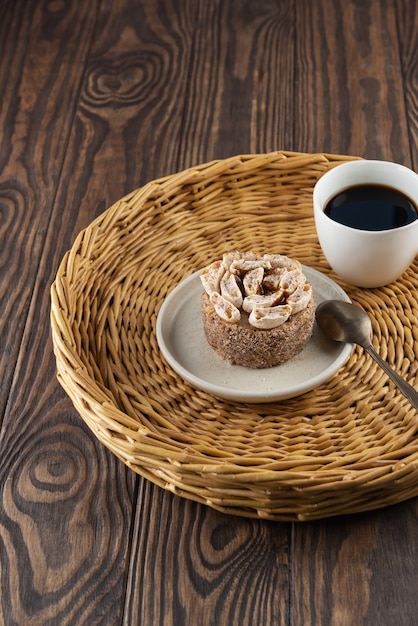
xmin=315 ymin=299 xmax=418 ymax=410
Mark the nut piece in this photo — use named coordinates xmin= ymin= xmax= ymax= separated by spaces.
xmin=242 ymin=292 xmax=283 ymax=313
xmin=262 ymin=267 xmax=288 ymax=292
xmin=220 ymin=271 xmax=243 ymax=308
xmin=201 ymin=260 xmax=225 ymax=296
xmin=231 ymin=259 xmax=272 ymax=274
xmin=222 ymin=251 xmax=257 ymax=268
xmin=249 ymin=304 xmax=292 ymax=329
xmin=286 ymin=284 xmax=312 ymax=313
xmin=280 ymin=269 xmax=306 ymax=293
xmin=243 ymin=267 xmax=265 ymax=295
xmin=210 ymin=292 xmax=241 ymax=323
xmin=264 ymin=254 xmax=301 ymax=271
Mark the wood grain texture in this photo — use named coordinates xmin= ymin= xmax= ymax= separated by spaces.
xmin=176 ymin=0 xmax=295 ymax=166
xmin=292 ymin=502 xmax=418 ymax=626
xmin=396 ymin=0 xmax=418 ymax=169
xmin=1 ymin=419 xmax=136 ymax=625
xmin=294 ymin=0 xmax=411 ymax=163
xmin=0 ymin=0 xmax=99 ymax=418
xmin=125 ymin=481 xmax=290 ymax=626
xmin=1 ymin=0 xmax=418 ymax=624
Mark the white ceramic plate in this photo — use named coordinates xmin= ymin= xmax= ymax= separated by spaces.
xmin=156 ymin=266 xmax=352 ymax=403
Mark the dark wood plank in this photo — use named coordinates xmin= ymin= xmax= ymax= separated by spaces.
xmin=292 ymin=503 xmax=418 ymax=625
xmin=124 ymin=481 xmax=291 ymax=626
xmin=0 ymin=0 xmax=100 ymax=419
xmin=294 ymin=0 xmax=411 ymax=163
xmin=396 ymin=0 xmax=418 ymax=169
xmin=0 ymin=0 xmax=199 ymax=623
xmin=176 ymin=0 xmax=296 ymax=168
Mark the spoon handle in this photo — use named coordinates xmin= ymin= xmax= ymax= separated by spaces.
xmin=364 ymin=344 xmax=418 ymax=410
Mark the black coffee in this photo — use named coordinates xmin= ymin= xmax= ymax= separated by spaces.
xmin=324 ymin=184 xmax=418 ymax=231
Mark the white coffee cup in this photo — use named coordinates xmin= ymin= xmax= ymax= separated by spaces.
xmin=313 ymin=160 xmax=418 ymax=287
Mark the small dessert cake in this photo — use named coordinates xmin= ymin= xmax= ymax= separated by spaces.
xmin=200 ymin=251 xmax=315 ymax=368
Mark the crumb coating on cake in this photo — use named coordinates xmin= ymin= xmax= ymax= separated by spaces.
xmin=201 ymin=291 xmax=315 ymax=368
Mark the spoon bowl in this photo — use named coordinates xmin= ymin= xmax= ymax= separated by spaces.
xmin=316 ymin=300 xmax=372 ymax=347
xmin=316 ymin=300 xmax=418 ymax=410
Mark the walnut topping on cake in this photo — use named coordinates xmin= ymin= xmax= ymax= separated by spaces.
xmin=200 ymin=251 xmax=312 ymax=330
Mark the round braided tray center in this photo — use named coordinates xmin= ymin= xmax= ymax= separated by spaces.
xmin=51 ymin=151 xmax=418 ymax=521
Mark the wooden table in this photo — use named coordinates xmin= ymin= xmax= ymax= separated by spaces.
xmin=1 ymin=1 xmax=418 ymax=624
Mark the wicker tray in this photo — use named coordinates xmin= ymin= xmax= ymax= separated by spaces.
xmin=50 ymin=151 xmax=418 ymax=521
